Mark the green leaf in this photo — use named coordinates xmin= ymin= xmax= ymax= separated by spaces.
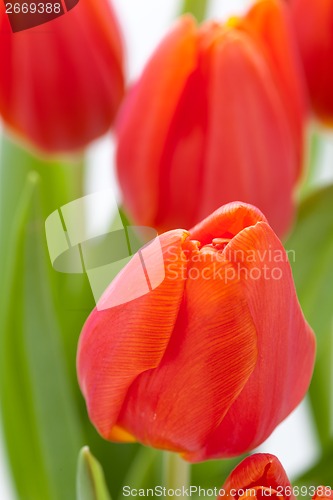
xmin=0 ymin=133 xmax=92 ymax=384
xmin=119 ymin=447 xmax=162 ymax=499
xmin=0 ymin=135 xmax=139 ymax=498
xmin=0 ymin=134 xmax=84 ymax=245
xmin=298 ymin=130 xmax=325 ymax=200
xmin=286 ymin=184 xmax=333 ymax=449
xmin=180 ymin=0 xmax=209 ymax=23
xmin=77 ymin=447 xmax=112 ymax=500
xmin=0 ymin=173 xmax=85 ymax=500
xmin=119 ymin=447 xmax=241 ymax=500
xmin=192 ymin=456 xmax=244 ymax=491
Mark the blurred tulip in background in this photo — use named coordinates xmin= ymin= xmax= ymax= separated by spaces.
xmin=77 ymin=202 xmax=315 ymax=461
xmin=287 ymin=0 xmax=333 ymax=126
xmin=116 ymin=0 xmax=307 ymax=238
xmin=0 ymin=0 xmax=124 ymax=153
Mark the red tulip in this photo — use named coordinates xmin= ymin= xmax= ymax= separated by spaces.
xmin=220 ymin=453 xmax=333 ymax=500
xmin=313 ymin=488 xmax=333 ymax=500
xmin=116 ymin=1 xmax=307 ymax=238
xmin=77 ymin=202 xmax=315 ymax=461
xmin=0 ymin=0 xmax=124 ymax=153
xmin=287 ymin=0 xmax=333 ymax=125
xmin=221 ymin=453 xmax=294 ymax=500
xmin=235 ymin=0 xmax=307 ymax=168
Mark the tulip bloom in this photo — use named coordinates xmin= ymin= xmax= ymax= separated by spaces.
xmin=0 ymin=0 xmax=124 ymax=153
xmin=116 ymin=0 xmax=307 ymax=238
xmin=77 ymin=202 xmax=315 ymax=461
xmin=221 ymin=454 xmax=294 ymax=500
xmin=221 ymin=453 xmax=333 ymax=500
xmin=287 ymin=0 xmax=333 ymax=125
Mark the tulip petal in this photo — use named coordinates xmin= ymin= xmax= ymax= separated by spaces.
xmin=154 ymin=50 xmax=208 ymax=231
xmin=77 ymin=230 xmax=188 ymax=439
xmin=190 ymin=202 xmax=268 ymax=246
xmin=116 ymin=241 xmax=258 ymax=459
xmin=289 ymin=0 xmax=333 ymax=124
xmin=222 ymin=453 xmax=293 ymax=500
xmin=116 ymin=16 xmax=197 ymax=227
xmin=200 ymin=222 xmax=315 ymax=458
xmin=154 ymin=23 xmax=222 ymax=231
xmin=199 ymin=29 xmax=296 ymax=237
xmin=237 ymin=0 xmax=308 ymax=170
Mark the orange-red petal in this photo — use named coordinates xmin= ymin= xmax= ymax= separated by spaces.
xmin=190 ymin=202 xmax=268 ymax=245
xmin=77 ymin=230 xmax=188 ymax=439
xmin=221 ymin=453 xmax=294 ymax=500
xmin=116 ymin=16 xmax=197 ymax=227
xmin=199 ymin=28 xmax=296 ymax=237
xmin=236 ymin=0 xmax=308 ymax=171
xmin=198 ymin=221 xmax=315 ymax=458
xmin=288 ymin=0 xmax=333 ymax=125
xmin=116 ymin=240 xmax=258 ymax=457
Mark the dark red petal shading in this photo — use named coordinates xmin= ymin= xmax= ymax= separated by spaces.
xmin=198 ymin=30 xmax=296 ymax=237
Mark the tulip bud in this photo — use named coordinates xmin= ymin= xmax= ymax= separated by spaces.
xmin=0 ymin=0 xmax=124 ymax=153
xmin=116 ymin=1 xmax=307 ymax=238
xmin=77 ymin=202 xmax=315 ymax=461
xmin=220 ymin=453 xmax=295 ymax=500
xmin=313 ymin=488 xmax=333 ymax=500
xmin=287 ymin=0 xmax=333 ymax=125
xmin=221 ymin=454 xmax=333 ymax=500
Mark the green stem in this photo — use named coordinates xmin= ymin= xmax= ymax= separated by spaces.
xmin=0 ymin=134 xmax=87 ymax=500
xmin=0 ymin=133 xmax=140 ymax=498
xmin=181 ymin=0 xmax=209 ymax=23
xmin=163 ymin=452 xmax=190 ymax=499
xmin=299 ymin=128 xmax=324 ymax=200
xmin=308 ymin=322 xmax=333 ymax=451
xmin=0 ymin=132 xmax=87 ymax=379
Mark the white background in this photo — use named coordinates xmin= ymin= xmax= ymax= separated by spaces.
xmin=1 ymin=0 xmax=332 ymax=498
